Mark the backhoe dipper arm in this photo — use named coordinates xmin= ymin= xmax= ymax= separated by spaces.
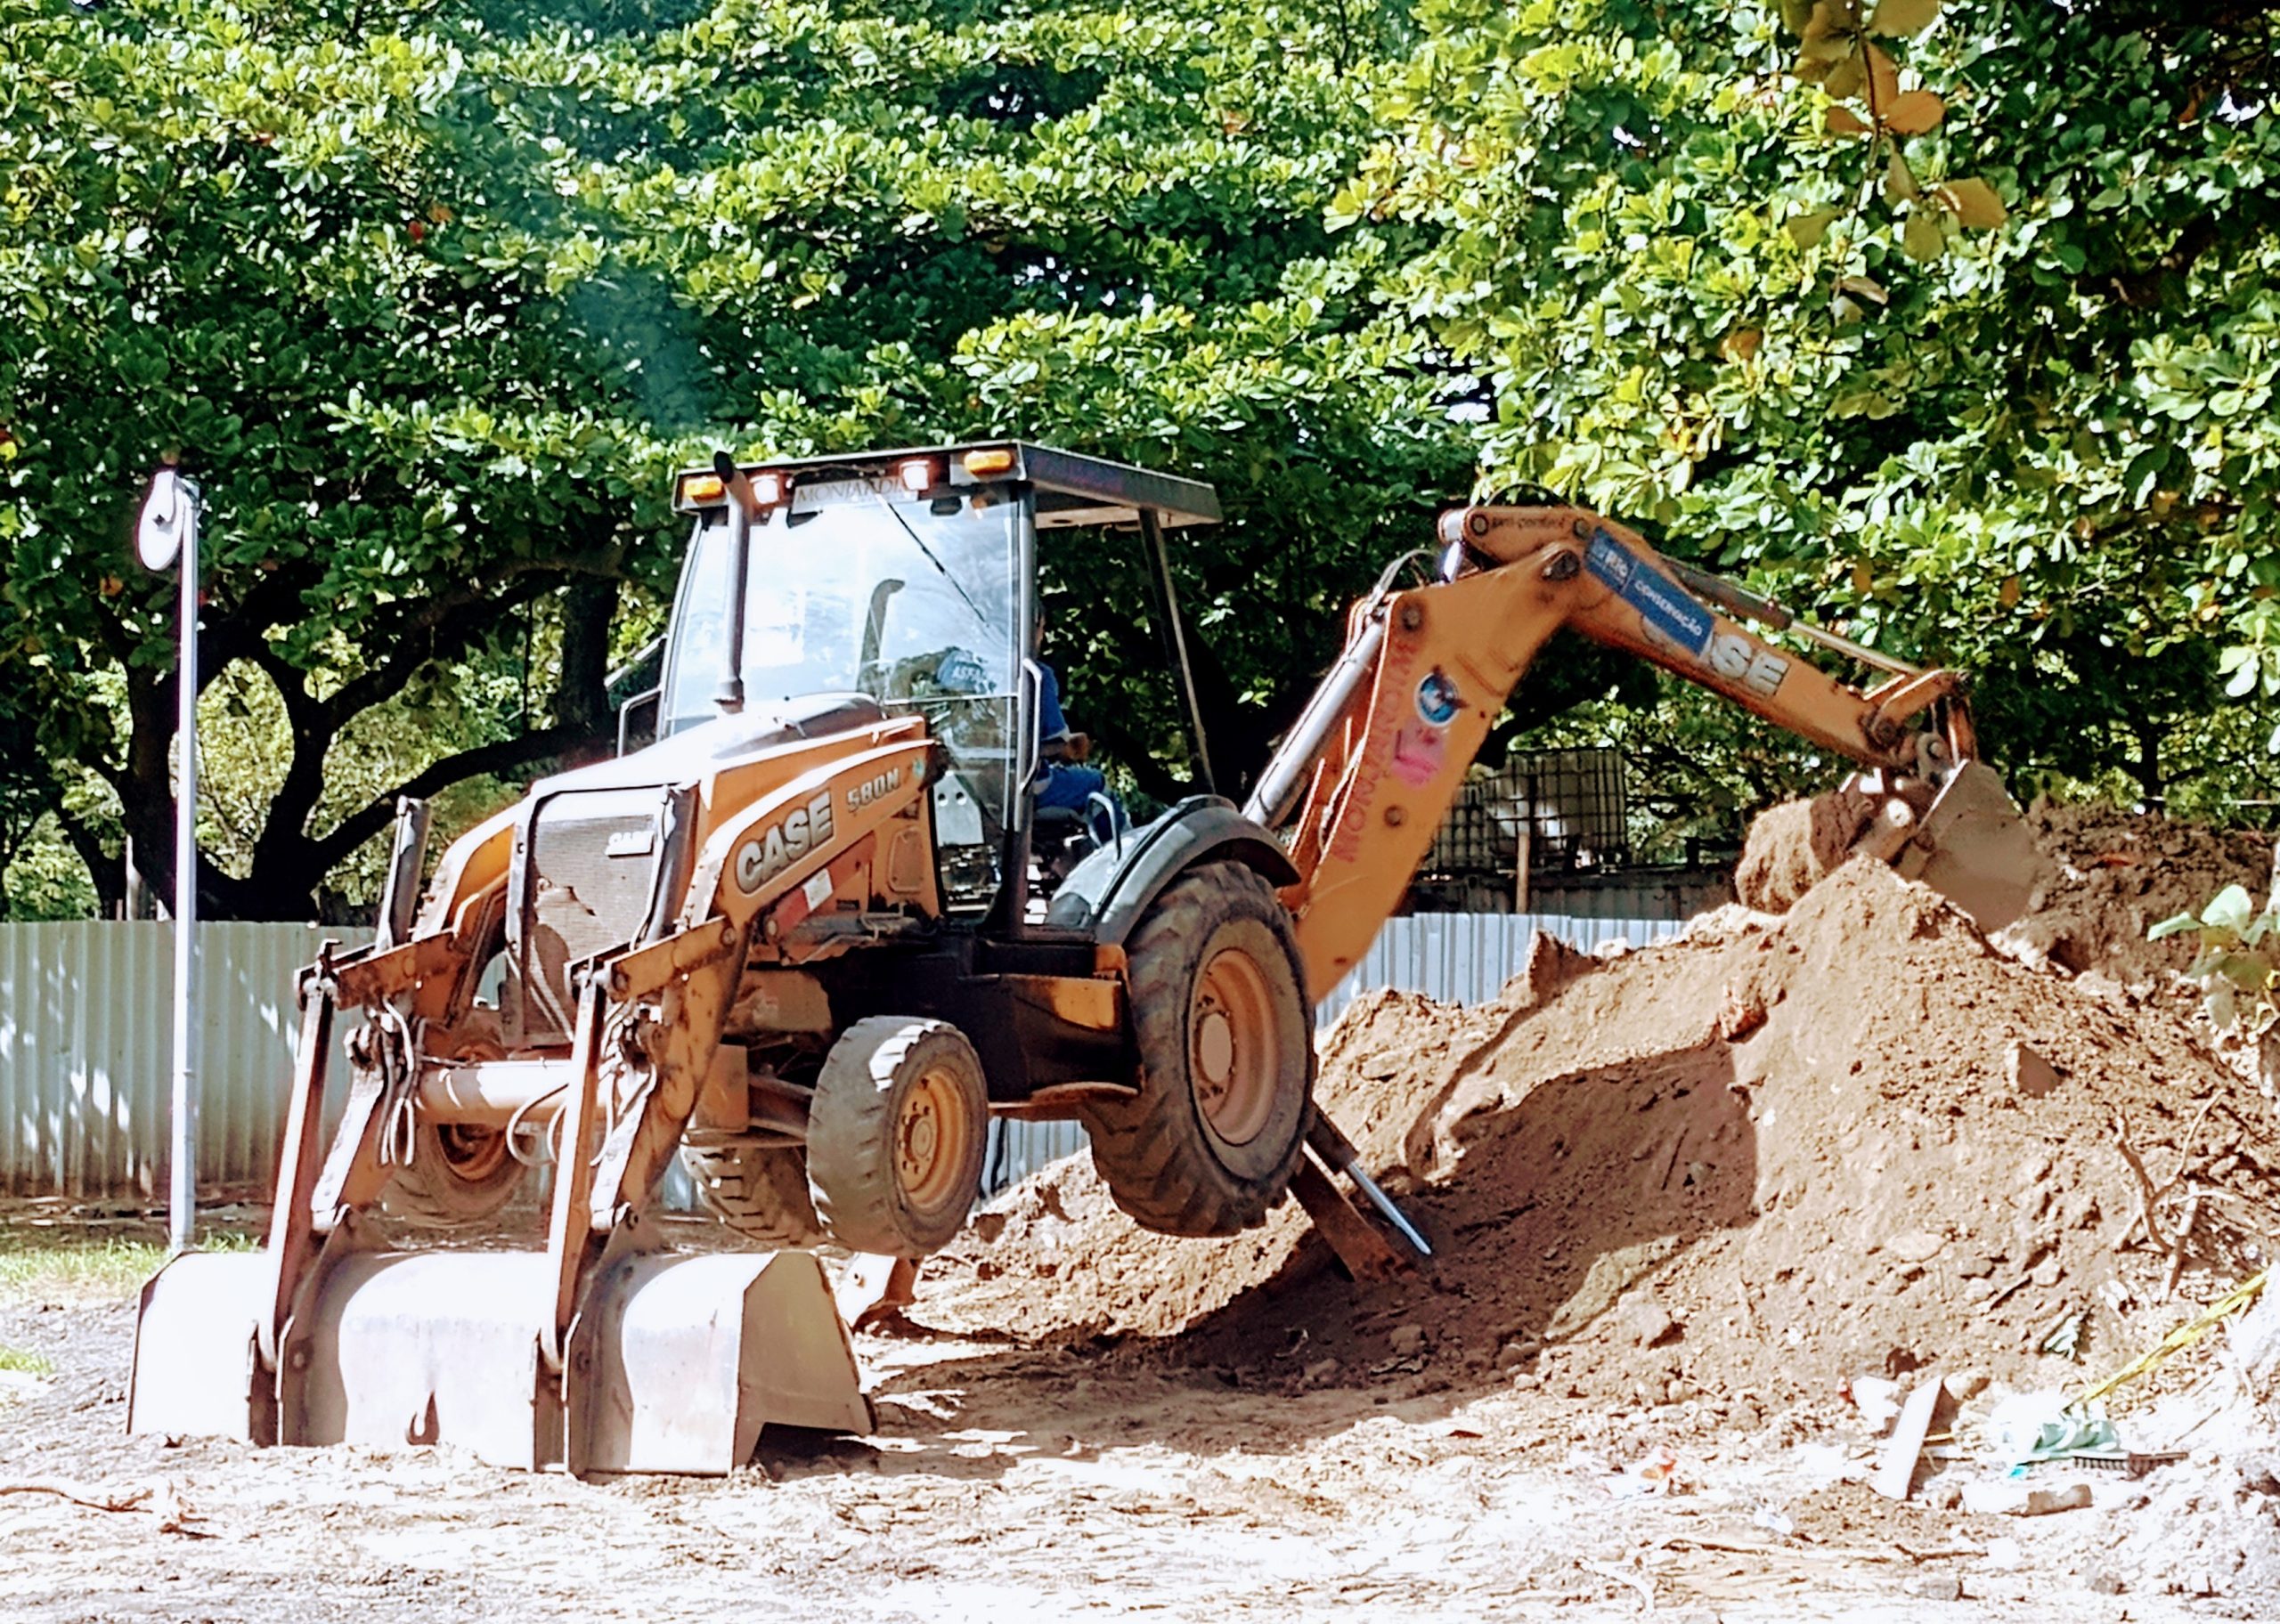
xmin=1248 ymin=504 xmax=1977 ymax=1002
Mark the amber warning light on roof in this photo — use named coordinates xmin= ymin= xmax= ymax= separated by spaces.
xmin=677 ymin=469 xmax=786 ymax=510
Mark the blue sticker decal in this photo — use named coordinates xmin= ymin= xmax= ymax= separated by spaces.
xmin=934 ymin=651 xmax=989 ymax=693
xmin=1586 ymin=529 xmax=1712 ymax=655
xmin=1416 ymin=669 xmax=1461 ymax=726
xmin=1584 ymin=532 xmax=1634 ymax=593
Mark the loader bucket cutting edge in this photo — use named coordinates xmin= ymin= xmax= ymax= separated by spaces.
xmin=1894 ymin=759 xmax=2039 ymax=935
xmin=130 ymin=1247 xmax=870 ymax=1475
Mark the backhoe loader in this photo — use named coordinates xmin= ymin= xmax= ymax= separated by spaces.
xmin=130 ymin=442 xmax=2033 ymax=1474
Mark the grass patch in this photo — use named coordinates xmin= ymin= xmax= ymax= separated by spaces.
xmin=0 ymin=1344 xmax=55 ymax=1376
xmin=0 ymin=1232 xmax=256 ymax=1306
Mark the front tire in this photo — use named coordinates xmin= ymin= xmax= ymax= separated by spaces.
xmin=806 ymin=1017 xmax=989 ymax=1257
xmin=680 ymin=1134 xmax=825 ymax=1246
xmin=1085 ymin=861 xmax=1311 ymax=1237
xmin=381 ymin=1119 xmax=525 ymax=1230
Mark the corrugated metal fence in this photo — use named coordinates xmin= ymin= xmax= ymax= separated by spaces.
xmin=1312 ymin=911 xmax=1683 ymax=1031
xmin=0 ymin=914 xmax=1679 ymax=1199
xmin=0 ymin=922 xmax=373 ymax=1198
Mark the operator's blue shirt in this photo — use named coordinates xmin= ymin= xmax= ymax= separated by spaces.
xmin=1033 ymin=661 xmax=1112 ymax=820
xmin=1038 ymin=662 xmax=1071 ymax=741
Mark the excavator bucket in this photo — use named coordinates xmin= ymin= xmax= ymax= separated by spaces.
xmin=1890 ymin=759 xmax=2040 ymax=935
xmin=1735 ymin=760 xmax=2038 ymax=933
xmin=129 ymin=1244 xmax=871 ymax=1474
xmin=126 ymin=1250 xmax=277 ymax=1443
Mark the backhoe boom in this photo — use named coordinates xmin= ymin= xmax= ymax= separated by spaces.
xmin=1246 ymin=504 xmax=1991 ymax=1002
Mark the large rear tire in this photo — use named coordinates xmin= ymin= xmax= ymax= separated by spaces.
xmin=806 ymin=1017 xmax=989 ymax=1257
xmin=680 ymin=1135 xmax=825 ymax=1246
xmin=381 ymin=1119 xmax=525 ymax=1230
xmin=1085 ymin=860 xmax=1311 ymax=1237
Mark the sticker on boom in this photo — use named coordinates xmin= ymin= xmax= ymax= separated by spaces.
xmin=735 ymin=792 xmax=835 ymax=894
xmin=1586 ymin=529 xmax=1713 ymax=657
xmin=1415 ymin=669 xmax=1461 ymax=726
xmin=1706 ymin=630 xmax=1789 ymax=699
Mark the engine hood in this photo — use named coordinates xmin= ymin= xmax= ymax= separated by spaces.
xmin=534 ymin=693 xmax=892 ymax=797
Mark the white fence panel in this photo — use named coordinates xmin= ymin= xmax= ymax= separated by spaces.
xmin=0 ymin=922 xmax=372 ymax=1198
xmin=1311 ymin=911 xmax=1683 ymax=1029
xmin=0 ymin=914 xmax=1685 ymax=1200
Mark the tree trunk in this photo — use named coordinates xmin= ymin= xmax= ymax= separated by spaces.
xmin=555 ymin=576 xmax=618 ymax=735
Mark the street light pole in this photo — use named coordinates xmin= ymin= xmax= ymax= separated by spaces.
xmin=137 ymin=466 xmax=201 ymax=1255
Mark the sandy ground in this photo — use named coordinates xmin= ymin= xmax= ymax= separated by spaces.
xmin=0 ymin=1213 xmax=2270 ymax=1624
xmin=7 ymin=813 xmax=2278 ymax=1620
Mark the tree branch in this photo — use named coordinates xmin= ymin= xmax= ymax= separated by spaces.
xmin=304 ymin=719 xmax=607 ymax=875
xmin=2106 ymin=213 xmax=2224 ymax=308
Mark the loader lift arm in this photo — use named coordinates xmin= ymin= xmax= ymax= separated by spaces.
xmin=1245 ymin=504 xmax=2002 ymax=1003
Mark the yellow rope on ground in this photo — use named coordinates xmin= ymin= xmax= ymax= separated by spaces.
xmin=2076 ymin=1269 xmax=2269 ymax=1409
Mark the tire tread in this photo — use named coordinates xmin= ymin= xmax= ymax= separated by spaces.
xmin=680 ymin=1137 xmax=824 ymax=1246
xmin=1085 ymin=861 xmax=1310 ymax=1238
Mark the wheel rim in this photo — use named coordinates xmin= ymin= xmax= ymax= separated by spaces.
xmin=895 ymin=1063 xmax=977 ymax=1214
xmin=1192 ymin=945 xmax=1280 ymax=1148
xmin=435 ymin=1123 xmax=509 ymax=1182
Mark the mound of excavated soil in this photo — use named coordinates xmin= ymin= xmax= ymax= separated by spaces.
xmin=921 ymin=860 xmax=2280 ymax=1420
xmin=920 ymin=939 xmax=1585 ymax=1343
xmin=1997 ymin=799 xmax=2275 ymax=987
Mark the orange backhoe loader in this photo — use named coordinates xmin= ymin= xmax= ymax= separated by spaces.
xmin=129 ymin=443 xmax=2032 ymax=1474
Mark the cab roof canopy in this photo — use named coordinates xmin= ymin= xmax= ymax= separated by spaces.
xmin=683 ymin=441 xmax=1221 ymax=531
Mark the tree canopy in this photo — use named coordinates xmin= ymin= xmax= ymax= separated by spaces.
xmin=1347 ymin=0 xmax=2280 ymax=837
xmin=1 ymin=0 xmax=2275 ymax=916
xmin=0 ymin=0 xmax=1472 ymax=917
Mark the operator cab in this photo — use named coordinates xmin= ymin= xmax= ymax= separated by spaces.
xmin=642 ymin=443 xmax=1220 ymax=922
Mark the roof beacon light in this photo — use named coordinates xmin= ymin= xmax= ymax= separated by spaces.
xmin=680 ymin=472 xmax=726 ymax=507
xmin=895 ymin=457 xmax=941 ymax=494
xmin=962 ymin=446 xmax=1015 ymax=478
xmin=749 ymin=470 xmax=785 ymax=508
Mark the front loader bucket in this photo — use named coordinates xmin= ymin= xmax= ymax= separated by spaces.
xmin=128 ymin=1250 xmax=277 ymax=1444
xmin=131 ymin=1246 xmax=870 ymax=1475
xmin=1893 ymin=759 xmax=2039 ymax=934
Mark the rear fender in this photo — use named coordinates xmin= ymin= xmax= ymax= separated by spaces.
xmin=1043 ymin=796 xmax=1299 ymax=948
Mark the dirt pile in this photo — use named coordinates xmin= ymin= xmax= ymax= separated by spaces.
xmin=923 ymin=859 xmax=2280 ymax=1422
xmin=918 ymin=942 xmax=1574 ymax=1342
xmin=1996 ymin=799 xmax=2275 ymax=987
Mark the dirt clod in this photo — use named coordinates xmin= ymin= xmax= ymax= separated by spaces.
xmin=1733 ymin=791 xmax=1872 ymax=913
xmin=1995 ymin=800 xmax=2275 ymax=985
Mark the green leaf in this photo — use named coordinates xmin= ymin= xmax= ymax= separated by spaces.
xmin=2148 ymin=912 xmax=2203 ymax=941
xmin=1902 ymin=212 xmax=1945 ymax=262
xmin=2203 ymin=885 xmax=2257 ymax=935
xmin=1787 ymin=206 xmax=1841 ymax=248
xmin=2121 ymin=445 xmax=2169 ymax=508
